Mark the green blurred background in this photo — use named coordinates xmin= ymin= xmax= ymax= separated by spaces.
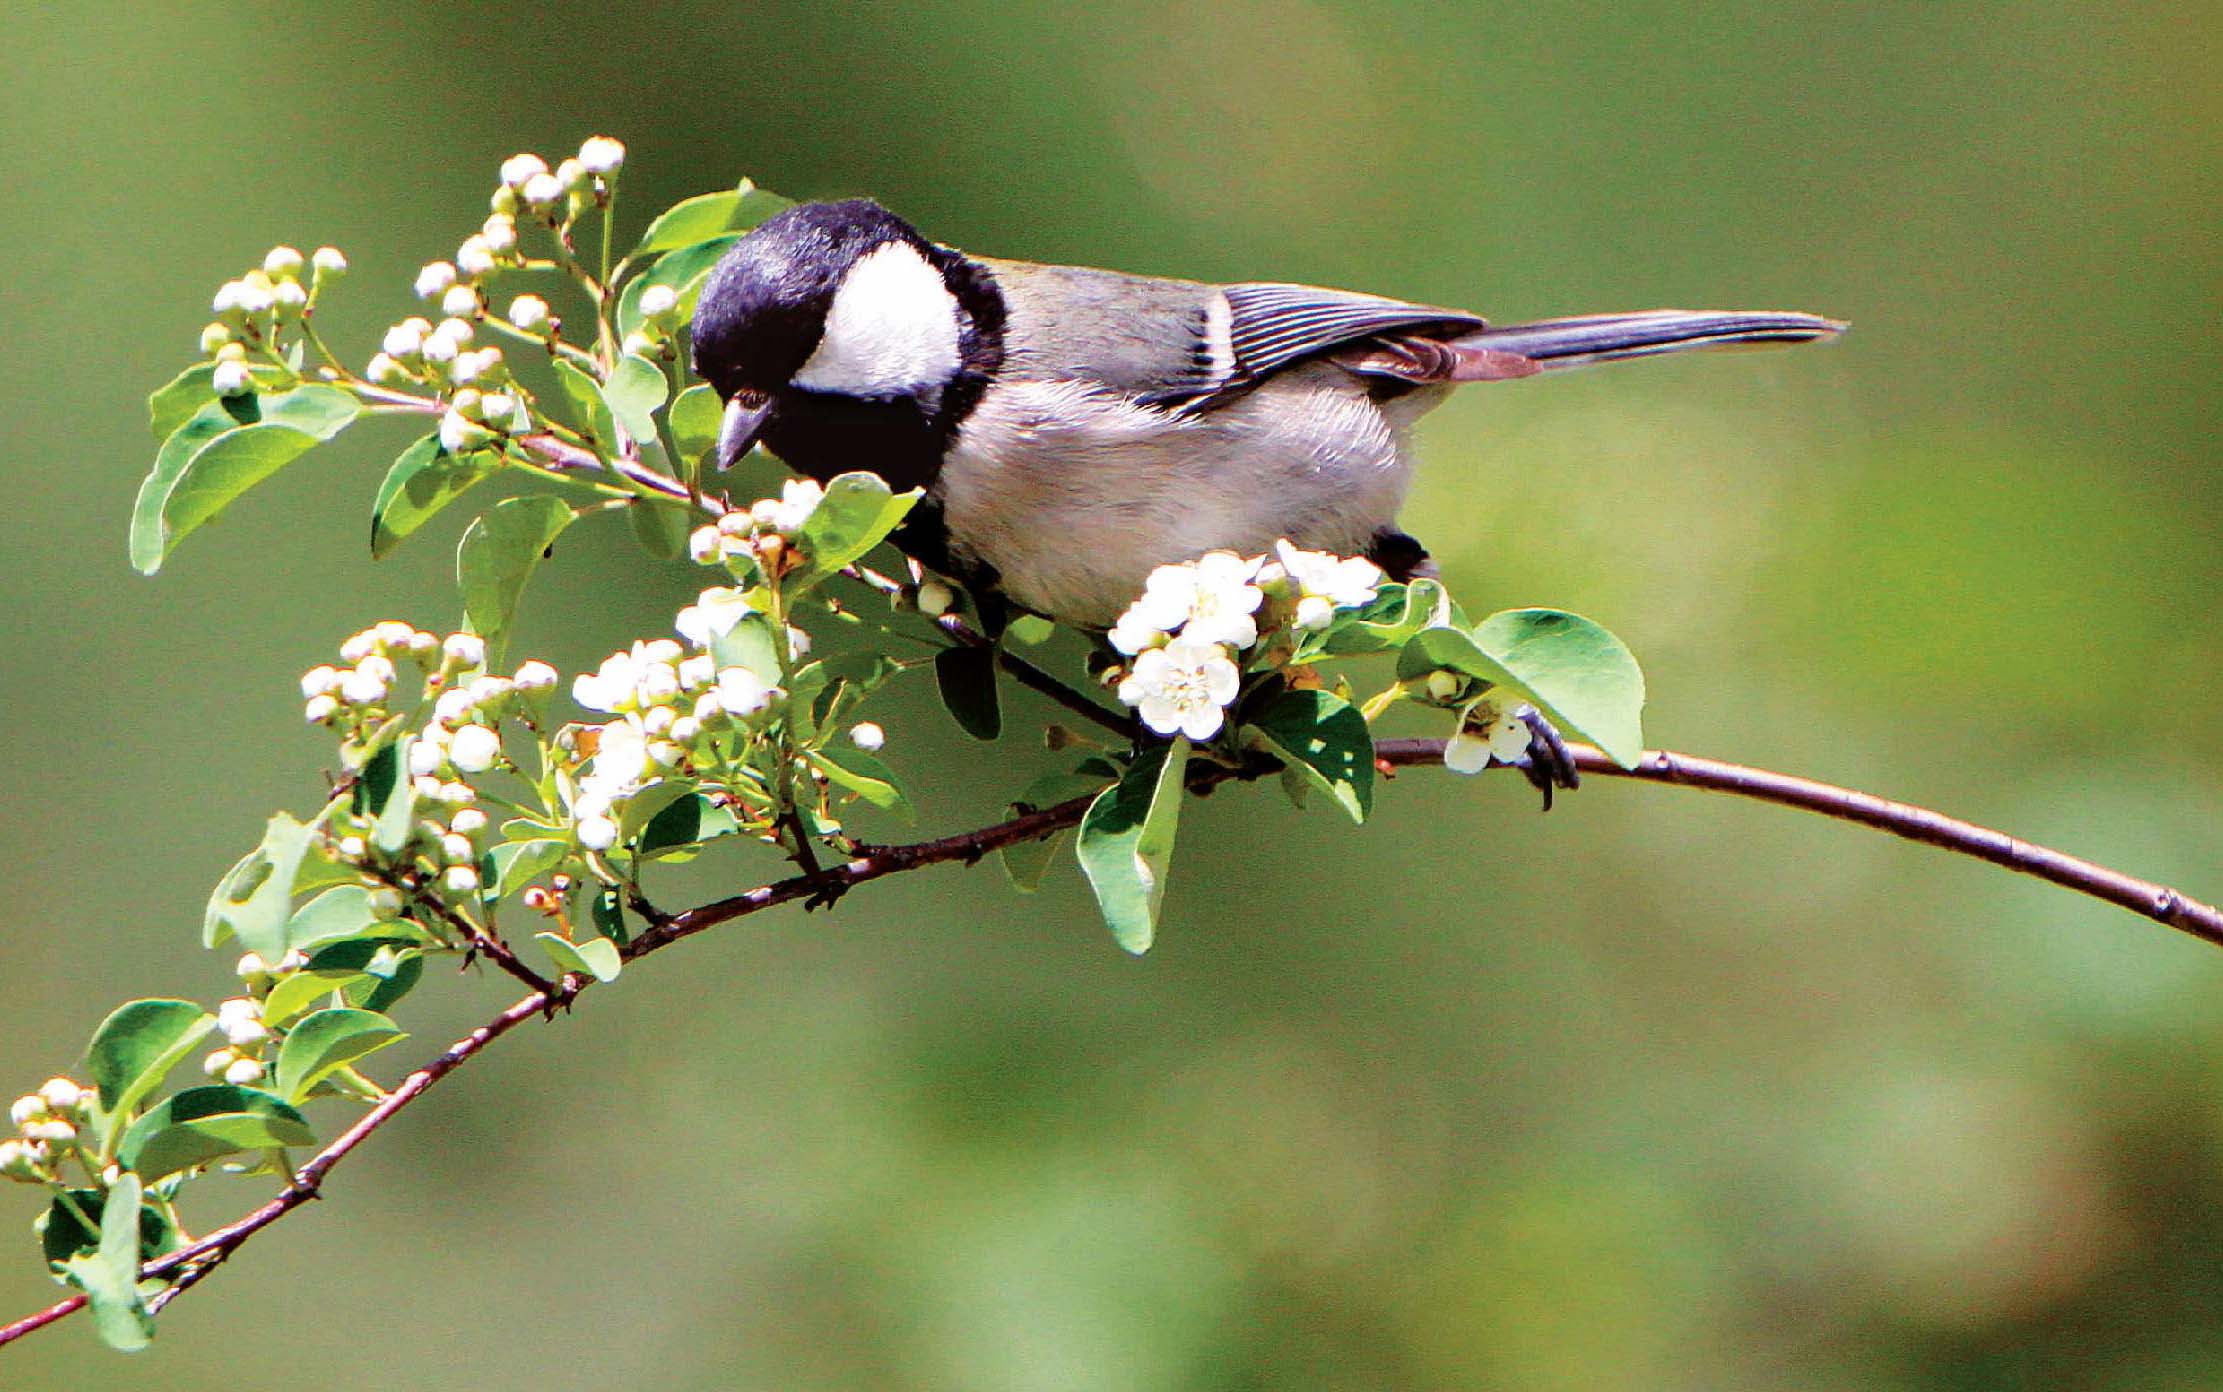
xmin=5 ymin=2 xmax=2220 ymax=1386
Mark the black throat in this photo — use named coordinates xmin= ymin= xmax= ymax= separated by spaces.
xmin=758 ymin=247 xmax=1006 ymax=497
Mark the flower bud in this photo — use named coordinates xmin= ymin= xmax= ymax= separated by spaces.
xmin=442 ymin=864 xmax=481 ymax=894
xmin=21 ymin=1118 xmax=75 ymax=1145
xmin=448 ymin=723 xmax=502 ymax=774
xmin=336 ymin=835 xmax=368 ymax=861
xmin=340 ymin=667 xmax=389 ymax=706
xmin=512 ymin=660 xmax=558 ymax=692
xmin=236 ymin=950 xmax=273 ymax=982
xmin=450 ymin=807 xmax=489 ymax=835
xmin=439 ymin=781 xmax=477 ymax=806
xmin=620 ymin=330 xmax=658 ymax=358
xmin=456 ymin=234 xmax=497 ymax=279
xmin=554 ymin=158 xmax=587 ymax=192
xmin=304 ymin=693 xmax=340 ymax=724
xmin=440 ymin=832 xmax=474 ymax=862
xmin=415 ymin=261 xmax=458 ymax=300
xmin=37 ymin=1079 xmax=83 ymax=1114
xmin=849 ymin=722 xmax=886 ymax=752
xmin=577 ymin=136 xmax=625 ymax=176
xmin=366 ymin=352 xmax=408 ymax=385
xmin=489 ymin=184 xmax=519 ymax=216
xmin=499 ymin=152 xmax=549 ymax=188
xmin=272 ymin=279 xmax=309 ymax=313
xmin=203 ymin=1047 xmax=239 ymax=1079
xmin=301 ymin=664 xmax=341 ymax=698
xmin=440 ymin=407 xmax=495 ymax=454
xmin=520 ymin=171 xmax=564 ymax=207
xmin=1425 ymin=671 xmax=1463 ymax=702
xmin=223 ymin=1057 xmax=267 ymax=1086
xmin=669 ymin=715 xmax=702 ymax=743
xmin=212 ymin=360 xmax=253 ymax=397
xmin=382 ymin=321 xmax=426 ymax=358
xmin=311 ymin=246 xmax=348 ymax=277
xmin=9 ymin=1095 xmax=46 ymax=1127
xmin=0 ymin=1139 xmax=44 ymax=1182
xmin=507 ymin=294 xmax=550 ymax=331
xmin=443 ymin=632 xmax=487 ymax=668
xmin=688 ymin=526 xmax=721 ymax=563
xmin=577 ymin=815 xmax=619 ymax=851
xmin=435 ymin=315 xmax=476 ymax=346
xmin=915 ymin=580 xmax=954 ymax=617
xmin=366 ymin=884 xmax=405 ymax=919
xmin=481 ymin=214 xmax=518 ymax=253
xmin=638 ymin=284 xmax=679 ymax=320
xmin=218 ymin=998 xmax=269 ymax=1046
xmin=199 ymin=322 xmax=233 ymax=354
xmin=263 ymin=245 xmax=306 ymax=278
xmin=522 ymin=886 xmax=555 ymax=912
xmin=441 ymin=283 xmax=480 ymax=319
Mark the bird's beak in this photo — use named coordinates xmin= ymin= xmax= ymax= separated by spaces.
xmin=716 ymin=391 xmax=774 ymax=472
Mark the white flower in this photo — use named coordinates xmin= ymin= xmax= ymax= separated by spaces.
xmin=1293 ymin=595 xmax=1335 ymax=631
xmin=1116 ymin=640 xmax=1241 ymax=741
xmin=371 ymin=621 xmax=413 ymax=649
xmin=217 ymin=997 xmax=269 ymax=1047
xmin=714 ymin=666 xmax=773 ymax=719
xmin=638 ymin=284 xmax=678 ymax=319
xmin=1273 ymin=540 xmax=1383 ymax=625
xmin=850 ymin=722 xmax=885 ymax=752
xmin=412 ymin=729 xmax=452 ymax=775
xmin=415 ymin=261 xmax=458 ymax=300
xmin=1442 ymin=731 xmax=1493 ymax=775
xmin=573 ymin=652 xmax=638 ymax=712
xmin=512 ymin=660 xmax=558 ymax=692
xmin=621 ymin=330 xmax=658 ymax=358
xmin=499 ymin=152 xmax=549 ymax=188
xmin=577 ymin=815 xmax=619 ymax=851
xmin=577 ymin=136 xmax=625 ymax=176
xmin=642 ymin=704 xmax=676 ymax=736
xmin=441 ymin=283 xmax=480 ymax=319
xmin=580 ymin=718 xmax=650 ymax=804
xmin=304 ymin=694 xmax=340 ymax=724
xmin=1444 ymin=700 xmax=1533 ymax=774
xmin=520 ymin=171 xmax=564 ymax=207
xmin=448 ymin=723 xmax=502 ymax=773
xmin=211 ymin=280 xmax=246 ymax=314
xmin=1106 ymin=607 xmax=1167 ymax=657
xmin=235 ymin=950 xmax=273 ymax=980
xmin=223 ymin=1057 xmax=267 ymax=1086
xmin=1132 ymin=552 xmax=1266 ymax=650
xmin=301 ymin=665 xmax=341 ymax=698
xmin=438 ymin=781 xmax=476 ymax=805
xmin=456 ymin=234 xmax=497 ymax=279
xmin=692 ymin=692 xmax=724 ymax=725
xmin=442 ymin=865 xmax=481 ymax=894
xmin=202 ymin=1048 xmax=238 ymax=1079
xmin=419 ymin=328 xmax=459 ymax=365
xmin=675 ymin=587 xmax=757 ymax=648
xmin=337 ymin=836 xmax=368 ymax=861
xmin=554 ymin=158 xmax=587 ymax=192
xmin=507 ymin=294 xmax=549 ymax=331
xmin=311 ymin=246 xmax=348 ymax=276
xmin=212 ymin=360 xmax=253 ymax=397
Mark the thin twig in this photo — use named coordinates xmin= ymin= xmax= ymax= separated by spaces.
xmin=6 ymin=738 xmax=2219 ymax=1351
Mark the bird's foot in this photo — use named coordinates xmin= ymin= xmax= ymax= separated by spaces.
xmin=1513 ymin=704 xmax=1580 ymax=811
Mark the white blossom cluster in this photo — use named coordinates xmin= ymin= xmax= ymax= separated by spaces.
xmin=197 ymin=990 xmax=292 ymax=1087
xmin=560 ymin=586 xmax=797 ymax=851
xmin=687 ymin=478 xmax=826 ymax=569
xmin=1108 ymin=541 xmax=1385 ymax=740
xmin=202 ymin=243 xmax=347 ymax=395
xmin=0 ymin=1077 xmax=96 ymax=1182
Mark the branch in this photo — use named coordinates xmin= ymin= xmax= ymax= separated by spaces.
xmin=6 ymin=738 xmax=2218 ymax=1350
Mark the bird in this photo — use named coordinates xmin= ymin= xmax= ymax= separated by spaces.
xmin=690 ymin=198 xmax=1844 ymax=641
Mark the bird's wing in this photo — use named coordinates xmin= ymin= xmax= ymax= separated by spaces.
xmin=1147 ymin=283 xmax=1491 ymax=409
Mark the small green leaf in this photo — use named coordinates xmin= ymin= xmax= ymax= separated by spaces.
xmin=84 ymin=1001 xmax=217 ymax=1149
xmin=1000 ymin=768 xmax=1114 ymax=892
xmin=371 ymin=434 xmax=496 ymax=558
xmin=273 ymin=1008 xmax=404 ymax=1104
xmin=486 ymin=839 xmax=569 ymax=899
xmin=619 ymin=779 xmax=701 ymax=839
xmin=1007 ymin=614 xmax=1056 ymax=646
xmin=1315 ymin=578 xmax=1454 ymax=656
xmin=553 ymin=357 xmax=617 ymax=447
xmin=1076 ymin=740 xmax=1191 ymax=954
xmin=636 ymin=792 xmax=740 ymax=859
xmin=1245 ymin=689 xmax=1374 ymax=823
xmin=40 ymin=1186 xmax=177 ymax=1270
xmin=598 ymin=353 xmax=668 ymax=453
xmin=934 ymin=645 xmax=1002 ymax=741
xmin=117 ymin=1085 xmax=315 ymax=1182
xmin=590 ymin=885 xmax=628 ymax=944
xmin=669 ymin=382 xmax=723 ymax=467
xmin=129 ymin=386 xmax=361 ymax=574
xmin=710 ymin=612 xmax=784 ymax=685
xmin=535 ymin=932 xmax=622 ymax=983
xmin=629 ymin=180 xmax=791 ymax=259
xmin=147 ymin=363 xmax=217 ymax=440
xmin=808 ymin=746 xmax=914 ymax=819
xmin=258 ymin=969 xmax=355 ymax=1030
xmin=63 ymin=1173 xmax=154 ymax=1352
xmin=212 ymin=815 xmax=317 ymax=961
xmin=1398 ymin=610 xmax=1647 ymax=768
xmin=616 ymin=234 xmax=745 ymax=342
xmin=355 ymin=737 xmax=420 ymax=854
xmin=795 ymin=471 xmax=923 ymax=578
xmin=629 ymin=498 xmax=690 ymax=559
xmin=284 ymin=885 xmax=378 ymax=954
xmin=458 ymin=496 xmax=576 ymax=661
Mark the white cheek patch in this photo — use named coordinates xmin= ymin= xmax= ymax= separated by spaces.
xmin=792 ymin=241 xmax=964 ymax=398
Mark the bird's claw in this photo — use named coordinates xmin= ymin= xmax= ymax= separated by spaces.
xmin=1514 ymin=704 xmax=1580 ymax=811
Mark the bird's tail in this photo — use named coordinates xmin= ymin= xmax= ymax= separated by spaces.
xmin=1450 ymin=309 xmax=1845 ymax=371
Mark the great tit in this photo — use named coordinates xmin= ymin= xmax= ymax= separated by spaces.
xmin=691 ymin=199 xmax=1843 ymax=631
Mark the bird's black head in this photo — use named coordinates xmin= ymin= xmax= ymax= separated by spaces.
xmin=690 ymin=199 xmax=1004 ymax=479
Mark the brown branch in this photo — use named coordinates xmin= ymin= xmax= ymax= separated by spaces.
xmin=7 ymin=737 xmax=2219 ymax=1351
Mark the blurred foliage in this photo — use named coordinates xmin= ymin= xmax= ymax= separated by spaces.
xmin=2 ymin=0 xmax=2218 ymax=1386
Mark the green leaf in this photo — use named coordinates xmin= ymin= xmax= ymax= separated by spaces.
xmin=147 ymin=363 xmax=217 ymax=440
xmin=84 ymin=1001 xmax=216 ymax=1149
xmin=629 ymin=498 xmax=690 ymax=559
xmin=355 ymin=737 xmax=420 ymax=855
xmin=807 ymin=746 xmax=914 ymax=819
xmin=486 ymin=839 xmax=569 ymax=899
xmin=1006 ymin=614 xmax=1056 ymax=646
xmin=710 ymin=612 xmax=784 ymax=685
xmin=458 ymin=496 xmax=576 ymax=661
xmin=1316 ymin=578 xmax=1454 ymax=656
xmin=130 ymin=401 xmax=245 ymax=573
xmin=303 ymin=938 xmax=430 ymax=1016
xmin=668 ymin=382 xmax=722 ymax=467
xmin=129 ymin=386 xmax=361 ymax=574
xmin=553 ymin=357 xmax=616 ymax=447
xmin=258 ymin=969 xmax=354 ymax=1030
xmin=629 ymin=180 xmax=791 ymax=259
xmin=535 ymin=932 xmax=621 ymax=983
xmin=62 ymin=1173 xmax=154 ymax=1352
xmin=1076 ymin=740 xmax=1191 ymax=954
xmin=616 ymin=234 xmax=744 ymax=342
xmin=272 ymin=1008 xmax=404 ymax=1104
xmin=795 ymin=471 xmax=923 ymax=578
xmin=599 ymin=353 xmax=668 ymax=453
xmin=117 ymin=1085 xmax=315 ymax=1182
xmin=40 ymin=1185 xmax=177 ymax=1270
xmin=1398 ymin=610 xmax=1647 ymax=768
xmin=1245 ymin=689 xmax=1374 ymax=823
xmin=371 ymin=434 xmax=496 ymax=558
xmin=212 ymin=814 xmax=317 ymax=961
xmin=284 ymin=885 xmax=378 ymax=954
xmin=934 ymin=645 xmax=1002 ymax=741
xmin=590 ymin=885 xmax=629 ymax=945
xmin=1000 ymin=768 xmax=1114 ymax=892
xmin=618 ymin=779 xmax=701 ymax=840
xmin=635 ymin=792 xmax=740 ymax=859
